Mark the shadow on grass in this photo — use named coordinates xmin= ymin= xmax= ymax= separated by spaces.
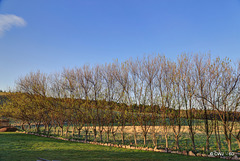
xmin=0 ymin=133 xmax=225 ymax=161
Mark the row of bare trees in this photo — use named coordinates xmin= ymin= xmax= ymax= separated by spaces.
xmin=1 ymin=54 xmax=240 ymax=153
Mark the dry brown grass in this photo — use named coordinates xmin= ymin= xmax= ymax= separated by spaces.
xmin=0 ymin=92 xmax=7 ymax=96
xmin=90 ymin=125 xmax=204 ymax=134
xmin=88 ymin=125 xmax=236 ymax=135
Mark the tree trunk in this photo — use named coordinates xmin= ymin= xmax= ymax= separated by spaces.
xmin=175 ymin=135 xmax=179 ymax=150
xmin=47 ymin=125 xmax=50 ymax=137
xmin=189 ymin=123 xmax=196 ymax=152
xmin=35 ymin=123 xmax=38 ymax=132
xmin=203 ymin=103 xmax=210 ymax=153
xmin=44 ymin=124 xmax=47 ymax=134
xmin=121 ymin=131 xmax=125 ymax=144
xmin=107 ymin=130 xmax=110 ymax=142
xmin=94 ymin=128 xmax=97 ymax=141
xmin=133 ymin=126 xmax=137 ymax=146
xmin=72 ymin=127 xmax=75 ymax=137
xmin=165 ymin=134 xmax=168 ymax=149
xmin=214 ymin=121 xmax=221 ymax=151
xmin=143 ymin=133 xmax=147 ymax=145
xmin=237 ymin=139 xmax=240 ymax=150
xmin=54 ymin=126 xmax=57 ymax=135
xmin=37 ymin=124 xmax=40 ymax=133
xmin=152 ymin=126 xmax=157 ymax=147
xmin=112 ymin=132 xmax=116 ymax=143
xmin=21 ymin=123 xmax=25 ymax=131
xmin=78 ymin=129 xmax=81 ymax=138
xmin=223 ymin=119 xmax=232 ymax=152
xmin=226 ymin=138 xmax=232 ymax=152
xmin=28 ymin=122 xmax=31 ymax=130
xmin=190 ymin=133 xmax=196 ymax=152
xmin=152 ymin=132 xmax=157 ymax=148
xmin=206 ymin=136 xmax=210 ymax=153
xmin=85 ymin=130 xmax=88 ymax=143
xmin=65 ymin=130 xmax=68 ymax=137
xmin=100 ymin=130 xmax=103 ymax=142
xmin=65 ymin=126 xmax=69 ymax=137
xmin=61 ymin=127 xmax=64 ymax=136
xmin=217 ymin=121 xmax=221 ymax=150
xmin=121 ymin=126 xmax=125 ymax=144
xmin=89 ymin=131 xmax=90 ymax=140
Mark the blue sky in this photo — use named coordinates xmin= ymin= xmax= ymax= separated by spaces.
xmin=0 ymin=0 xmax=240 ymax=90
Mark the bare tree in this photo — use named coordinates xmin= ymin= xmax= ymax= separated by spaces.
xmin=88 ymin=65 xmax=104 ymax=142
xmin=193 ymin=54 xmax=214 ymax=153
xmin=167 ymin=60 xmax=183 ymax=150
xmin=128 ymin=57 xmax=143 ymax=146
xmin=76 ymin=65 xmax=93 ymax=142
xmin=5 ymin=53 xmax=240 ymax=153
xmin=157 ymin=56 xmax=174 ymax=149
xmin=178 ymin=54 xmax=197 ymax=152
xmin=16 ymin=71 xmax=48 ymax=133
xmin=142 ymin=55 xmax=159 ymax=148
xmin=113 ymin=60 xmax=131 ymax=145
xmin=101 ymin=63 xmax=119 ymax=143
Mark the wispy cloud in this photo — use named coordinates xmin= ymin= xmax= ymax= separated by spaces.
xmin=0 ymin=14 xmax=26 ymax=35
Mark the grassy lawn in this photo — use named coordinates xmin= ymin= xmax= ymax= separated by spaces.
xmin=17 ymin=124 xmax=239 ymax=153
xmin=0 ymin=132 xmax=225 ymax=161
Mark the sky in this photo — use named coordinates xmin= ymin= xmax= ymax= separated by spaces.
xmin=0 ymin=0 xmax=240 ymax=91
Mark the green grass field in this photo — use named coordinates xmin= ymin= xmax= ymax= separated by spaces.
xmin=0 ymin=132 xmax=225 ymax=161
xmin=19 ymin=124 xmax=238 ymax=153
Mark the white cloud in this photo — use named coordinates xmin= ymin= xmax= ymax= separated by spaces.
xmin=0 ymin=14 xmax=26 ymax=35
